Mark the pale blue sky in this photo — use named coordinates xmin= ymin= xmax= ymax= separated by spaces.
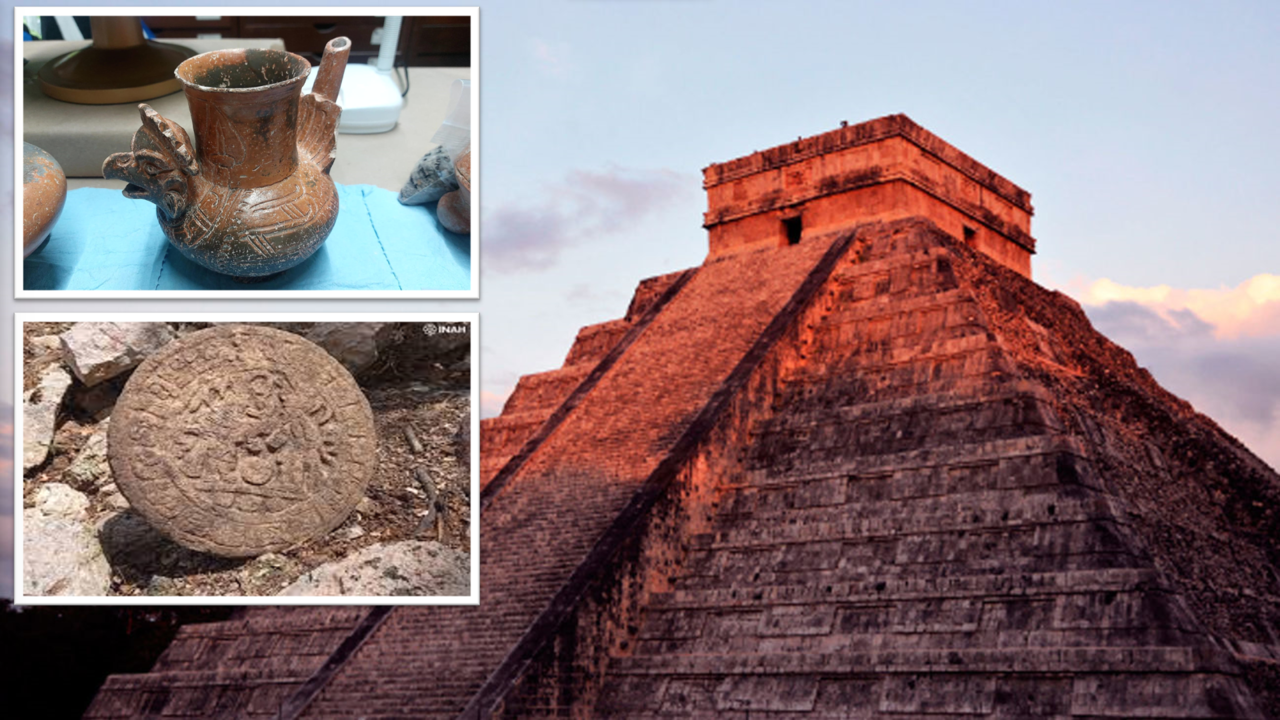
xmin=475 ymin=0 xmax=1280 ymax=418
xmin=3 ymin=1 xmax=1277 ymax=402
xmin=3 ymin=1 xmax=1279 ymax=596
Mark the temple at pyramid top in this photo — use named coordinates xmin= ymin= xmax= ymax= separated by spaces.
xmin=702 ymin=113 xmax=1036 ymax=277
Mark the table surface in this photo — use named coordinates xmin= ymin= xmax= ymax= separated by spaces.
xmin=24 ymin=185 xmax=471 ymax=292
xmin=24 ymin=39 xmax=469 ymax=193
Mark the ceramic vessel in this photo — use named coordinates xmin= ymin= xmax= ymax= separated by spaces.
xmin=23 ymin=143 xmax=67 ymax=257
xmin=104 ymin=38 xmax=350 ymax=279
xmin=436 ymin=145 xmax=472 ymax=235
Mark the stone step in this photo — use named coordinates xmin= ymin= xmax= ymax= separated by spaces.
xmin=690 ymin=490 xmax=1119 ymax=551
xmin=475 ymin=408 xmax=554 ymax=458
xmin=827 ymin=242 xmax=953 ymax=283
xmin=755 ymin=380 xmax=1060 ymax=434
xmin=598 ymin=667 xmax=1261 ymax=718
xmin=499 ymin=362 xmax=594 ymax=416
xmin=679 ymin=528 xmax=1149 ymax=590
xmin=775 ymin=344 xmax=1009 ymax=396
xmin=807 ymin=304 xmax=989 ymax=355
xmin=708 ymin=480 xmax=1112 ymax=530
xmin=682 ymin=557 xmax=1150 ymax=598
xmin=635 ymin=625 xmax=1208 ymax=659
xmin=91 ymin=669 xmax=309 ymax=718
xmin=655 ymin=568 xmax=1168 ymax=611
xmin=563 ymin=318 xmax=632 ymax=366
xmin=741 ymin=434 xmax=1089 ymax=487
xmin=816 ymin=286 xmax=979 ymax=326
xmin=719 ymin=453 xmax=1097 ymax=517
xmin=748 ymin=404 xmax=1063 ymax=470
xmin=608 ymin=644 xmax=1229 ymax=677
xmin=152 ymin=610 xmax=368 ymax=672
xmin=638 ymin=587 xmax=1202 ymax=641
xmin=479 ymin=455 xmax=513 ymax=488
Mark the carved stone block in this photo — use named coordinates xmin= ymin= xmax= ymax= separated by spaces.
xmin=108 ymin=325 xmax=376 ymax=557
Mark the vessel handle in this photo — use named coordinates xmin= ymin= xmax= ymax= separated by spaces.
xmin=310 ymin=36 xmax=351 ymax=103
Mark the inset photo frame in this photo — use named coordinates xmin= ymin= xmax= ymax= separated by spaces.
xmin=16 ymin=7 xmax=478 ymax=298
xmin=15 ymin=314 xmax=479 ymax=605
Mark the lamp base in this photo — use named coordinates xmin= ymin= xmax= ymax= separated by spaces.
xmin=302 ymin=63 xmax=406 ymax=135
xmin=38 ymin=40 xmax=195 ymax=105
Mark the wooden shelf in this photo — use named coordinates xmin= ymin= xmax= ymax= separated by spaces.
xmin=142 ymin=16 xmax=470 ymax=67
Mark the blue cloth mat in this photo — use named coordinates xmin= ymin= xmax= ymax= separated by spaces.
xmin=24 ymin=184 xmax=471 ymax=291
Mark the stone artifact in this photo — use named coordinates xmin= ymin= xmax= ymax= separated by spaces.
xmin=103 ymin=38 xmax=351 ymax=280
xmin=398 ymin=146 xmax=458 ymax=205
xmin=108 ymin=325 xmax=376 ymax=557
xmin=22 ymin=143 xmax=67 ymax=257
xmin=436 ymin=145 xmax=471 ymax=234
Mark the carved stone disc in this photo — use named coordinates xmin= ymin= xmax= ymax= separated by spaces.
xmin=108 ymin=325 xmax=376 ymax=557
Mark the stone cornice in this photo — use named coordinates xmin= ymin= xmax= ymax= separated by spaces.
xmin=703 ymin=114 xmax=1033 ymax=214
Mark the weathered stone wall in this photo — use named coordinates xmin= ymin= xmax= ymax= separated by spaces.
xmin=954 ymin=238 xmax=1280 ymax=714
xmin=702 ymin=115 xmax=1034 ymax=278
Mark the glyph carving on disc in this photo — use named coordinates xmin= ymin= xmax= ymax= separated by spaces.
xmin=108 ymin=325 xmax=376 ymax=557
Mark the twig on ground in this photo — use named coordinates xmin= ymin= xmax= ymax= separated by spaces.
xmin=413 ymin=466 xmax=446 ymax=540
xmin=403 ymin=425 xmax=423 ymax=454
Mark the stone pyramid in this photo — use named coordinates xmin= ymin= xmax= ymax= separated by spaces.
xmin=86 ymin=116 xmax=1280 ymax=718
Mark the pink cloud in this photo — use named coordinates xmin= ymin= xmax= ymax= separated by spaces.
xmin=480 ymin=389 xmax=512 ymax=419
xmin=1068 ymin=273 xmax=1280 ymax=339
xmin=484 ymin=166 xmax=696 ymax=273
xmin=1069 ymin=275 xmax=1280 ymax=471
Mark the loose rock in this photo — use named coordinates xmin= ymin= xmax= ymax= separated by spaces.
xmin=304 ymin=322 xmax=396 ymax=375
xmin=102 ymin=491 xmax=131 ymax=512
xmin=420 ymin=327 xmax=470 ymax=360
xmin=33 ymin=483 xmax=90 ymax=521
xmin=355 ymin=496 xmax=380 ymax=517
xmin=63 ymin=418 xmax=111 ymax=489
xmin=436 ymin=190 xmax=469 ymax=234
xmin=23 ymin=510 xmax=111 ymax=596
xmin=22 ymin=365 xmax=72 ymax=472
xmin=278 ymin=540 xmax=469 ymax=596
xmin=60 ymin=322 xmax=177 ymax=386
xmin=398 ymin=146 xmax=458 ymax=205
xmin=28 ymin=334 xmax=63 ymax=356
xmin=235 ymin=553 xmax=302 ymax=595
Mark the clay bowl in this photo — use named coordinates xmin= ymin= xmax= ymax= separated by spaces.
xmin=437 ymin=147 xmax=472 ymax=235
xmin=23 ymin=143 xmax=67 ymax=257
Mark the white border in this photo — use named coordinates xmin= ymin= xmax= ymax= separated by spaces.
xmin=14 ymin=313 xmax=481 ymax=606
xmin=15 ymin=7 xmax=480 ymax=298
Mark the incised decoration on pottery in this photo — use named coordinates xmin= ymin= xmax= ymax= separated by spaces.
xmin=23 ymin=142 xmax=67 ymax=258
xmin=108 ymin=325 xmax=376 ymax=557
xmin=104 ymin=37 xmax=351 ymax=279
